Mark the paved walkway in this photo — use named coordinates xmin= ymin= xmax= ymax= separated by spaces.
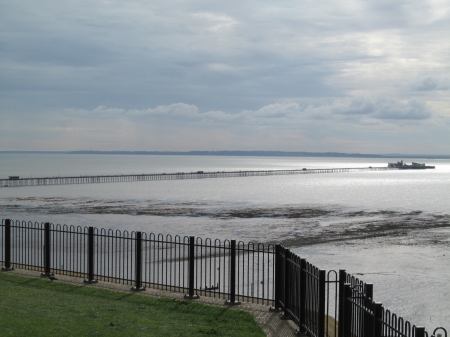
xmin=5 ymin=268 xmax=300 ymax=337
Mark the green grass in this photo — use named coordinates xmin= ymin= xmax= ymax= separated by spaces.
xmin=0 ymin=273 xmax=265 ymax=337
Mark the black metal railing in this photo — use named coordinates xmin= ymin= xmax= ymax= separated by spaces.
xmin=0 ymin=219 xmax=447 ymax=337
xmin=274 ymin=246 xmax=338 ymax=336
xmin=338 ymin=275 xmax=448 ymax=337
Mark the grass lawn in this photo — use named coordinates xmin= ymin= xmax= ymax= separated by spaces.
xmin=0 ymin=272 xmax=265 ymax=337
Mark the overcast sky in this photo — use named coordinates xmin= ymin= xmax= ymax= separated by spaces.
xmin=1 ymin=1 xmax=449 ymax=154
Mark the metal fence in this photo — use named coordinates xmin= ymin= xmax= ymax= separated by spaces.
xmin=0 ymin=219 xmax=447 ymax=337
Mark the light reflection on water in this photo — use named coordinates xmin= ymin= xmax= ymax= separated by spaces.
xmin=1 ymin=164 xmax=450 ymax=212
xmin=1 ymin=154 xmax=449 ymax=329
xmin=293 ymin=243 xmax=450 ymax=328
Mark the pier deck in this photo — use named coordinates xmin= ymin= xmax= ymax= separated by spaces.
xmin=0 ymin=166 xmax=395 ymax=188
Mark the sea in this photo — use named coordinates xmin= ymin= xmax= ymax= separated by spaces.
xmin=0 ymin=153 xmax=449 ymax=329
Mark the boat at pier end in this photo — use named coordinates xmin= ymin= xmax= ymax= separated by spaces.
xmin=388 ymin=160 xmax=435 ymax=169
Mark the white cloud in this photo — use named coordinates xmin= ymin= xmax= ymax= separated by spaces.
xmin=190 ymin=12 xmax=238 ymax=32
xmin=240 ymin=97 xmax=433 ymax=123
xmin=126 ymin=104 xmax=199 ymax=118
xmin=325 ymin=97 xmax=432 ymax=120
xmin=67 ymin=96 xmax=432 ymax=127
xmin=91 ymin=106 xmax=125 ymax=116
xmin=243 ymin=103 xmax=301 ymax=119
xmin=371 ymin=97 xmax=431 ymax=120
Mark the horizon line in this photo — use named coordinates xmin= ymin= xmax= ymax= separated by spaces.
xmin=0 ymin=150 xmax=448 ymax=159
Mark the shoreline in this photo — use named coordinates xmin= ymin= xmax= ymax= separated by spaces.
xmin=2 ymin=198 xmax=450 ymax=248
xmin=2 ymin=204 xmax=449 ymax=328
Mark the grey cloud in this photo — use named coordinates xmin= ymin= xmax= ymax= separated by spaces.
xmin=284 ymin=97 xmax=432 ymax=121
xmin=126 ymin=104 xmax=200 ymax=119
xmin=242 ymin=103 xmax=301 ymax=119
xmin=373 ymin=98 xmax=431 ymax=120
xmin=246 ymin=97 xmax=432 ymax=122
xmin=0 ymin=0 xmax=449 ymax=153
xmin=74 ymin=96 xmax=432 ymax=126
xmin=90 ymin=106 xmax=125 ymax=117
xmin=411 ymin=77 xmax=449 ymax=91
xmin=416 ymin=77 xmax=438 ymax=91
xmin=330 ymin=97 xmax=376 ymax=116
xmin=330 ymin=97 xmax=432 ymax=120
xmin=12 ymin=38 xmax=109 ymax=67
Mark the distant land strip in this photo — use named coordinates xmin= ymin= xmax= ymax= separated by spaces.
xmin=0 ymin=150 xmax=449 ymax=159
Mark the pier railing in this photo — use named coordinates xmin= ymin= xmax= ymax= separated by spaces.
xmin=0 ymin=166 xmax=394 ymax=187
xmin=1 ymin=219 xmax=446 ymax=337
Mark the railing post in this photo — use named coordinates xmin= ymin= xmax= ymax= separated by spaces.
xmin=185 ymin=236 xmax=199 ymax=299
xmin=272 ymin=244 xmax=282 ymax=310
xmin=343 ymin=284 xmax=353 ymax=337
xmin=338 ymin=270 xmax=347 ymax=337
xmin=225 ymin=239 xmax=240 ymax=305
xmin=364 ymin=284 xmax=373 ymax=337
xmin=1 ymin=219 xmax=14 ymax=271
xmin=373 ymin=302 xmax=383 ymax=337
xmin=415 ymin=327 xmax=425 ymax=337
xmin=282 ymin=249 xmax=291 ymax=318
xmin=299 ymin=258 xmax=307 ymax=331
xmin=318 ymin=269 xmax=326 ymax=337
xmin=41 ymin=222 xmax=51 ymax=276
xmin=84 ymin=227 xmax=97 ymax=284
xmin=132 ymin=231 xmax=145 ymax=291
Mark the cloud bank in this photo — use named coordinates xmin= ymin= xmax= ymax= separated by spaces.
xmin=1 ymin=1 xmax=449 ymax=154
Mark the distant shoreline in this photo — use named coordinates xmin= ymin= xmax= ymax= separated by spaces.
xmin=0 ymin=150 xmax=449 ymax=159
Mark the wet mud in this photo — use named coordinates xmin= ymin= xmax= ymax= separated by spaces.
xmin=2 ymin=197 xmax=450 ymax=249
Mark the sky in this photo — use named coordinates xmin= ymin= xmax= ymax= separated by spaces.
xmin=1 ymin=1 xmax=449 ymax=154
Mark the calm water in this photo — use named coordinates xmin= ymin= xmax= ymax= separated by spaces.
xmin=0 ymin=153 xmax=449 ymax=328
xmin=1 ymin=154 xmax=449 ymax=213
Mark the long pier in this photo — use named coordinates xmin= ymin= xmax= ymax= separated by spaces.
xmin=0 ymin=166 xmax=396 ymax=188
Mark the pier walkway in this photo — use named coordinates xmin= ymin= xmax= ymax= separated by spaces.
xmin=0 ymin=166 xmax=394 ymax=188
